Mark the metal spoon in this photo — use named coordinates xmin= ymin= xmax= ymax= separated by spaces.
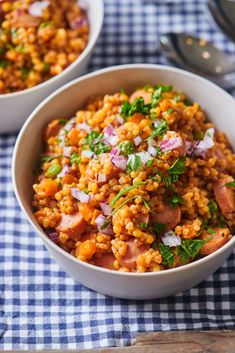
xmin=207 ymin=0 xmax=235 ymax=42
xmin=160 ymin=32 xmax=235 ymax=90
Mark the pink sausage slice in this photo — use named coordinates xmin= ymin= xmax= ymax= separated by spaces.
xmin=130 ymin=89 xmax=152 ymax=104
xmin=151 ymin=205 xmax=181 ymax=231
xmin=93 ymin=253 xmax=116 ymax=270
xmin=119 ymin=239 xmax=150 ymax=270
xmin=200 ymin=228 xmax=231 ymax=256
xmin=213 ymin=176 xmax=235 ymax=215
xmin=56 ymin=212 xmax=86 ymax=237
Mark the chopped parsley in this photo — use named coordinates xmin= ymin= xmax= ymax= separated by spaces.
xmin=11 ymin=27 xmax=18 ymax=39
xmin=146 ymin=159 xmax=154 ymax=167
xmin=110 ymin=181 xmax=146 ymax=207
xmin=119 ymin=141 xmax=134 ymax=156
xmin=179 ymin=237 xmax=212 ymax=262
xmin=207 ymin=228 xmax=216 ymax=235
xmin=152 ymin=222 xmax=166 ymax=234
xmin=120 ymin=97 xmax=151 ymax=120
xmin=167 ymin=108 xmax=174 ymax=114
xmin=0 ymin=59 xmax=9 ymax=68
xmin=82 ymin=130 xmax=111 ymax=155
xmin=138 ymin=222 xmax=148 ymax=230
xmin=41 ymin=154 xmax=61 ymax=163
xmin=143 ymin=198 xmax=150 ymax=211
xmin=165 ymin=191 xmax=184 ymax=208
xmin=154 ymin=84 xmax=173 ymax=93
xmin=70 ymin=153 xmax=81 ymax=165
xmin=20 ymin=67 xmax=30 ymax=79
xmin=208 ymin=199 xmax=218 ymax=221
xmin=58 ymin=119 xmax=67 ymax=125
xmin=168 ymin=156 xmax=186 ymax=175
xmin=225 ymin=181 xmax=235 ymax=188
xmin=44 ymin=63 xmax=50 ymax=72
xmin=148 ymin=119 xmax=168 ymax=140
xmin=127 ymin=154 xmax=142 ymax=172
xmin=159 ymin=243 xmax=174 ymax=267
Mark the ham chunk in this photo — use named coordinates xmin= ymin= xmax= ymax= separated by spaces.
xmin=200 ymin=228 xmax=231 ymax=256
xmin=130 ymin=89 xmax=152 ymax=104
xmin=56 ymin=212 xmax=86 ymax=237
xmin=213 ymin=176 xmax=235 ymax=216
xmin=93 ymin=253 xmax=116 ymax=270
xmin=151 ymin=205 xmax=181 ymax=232
xmin=44 ymin=119 xmax=63 ymax=142
xmin=119 ymin=239 xmax=149 ymax=270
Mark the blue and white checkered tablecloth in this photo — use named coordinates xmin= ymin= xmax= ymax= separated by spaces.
xmin=1 ymin=0 xmax=235 ymax=350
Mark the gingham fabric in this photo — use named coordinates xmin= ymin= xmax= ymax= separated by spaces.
xmin=1 ymin=0 xmax=235 ymax=350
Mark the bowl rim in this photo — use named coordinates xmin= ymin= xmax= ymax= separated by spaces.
xmin=0 ymin=0 xmax=104 ymax=98
xmin=12 ymin=63 xmax=235 ymax=278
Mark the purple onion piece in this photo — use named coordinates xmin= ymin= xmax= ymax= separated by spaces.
xmin=96 ymin=173 xmax=107 ymax=183
xmin=160 ymin=137 xmax=182 ymax=152
xmin=63 ymin=146 xmax=73 ymax=157
xmin=100 ymin=202 xmax=112 ymax=216
xmin=133 ymin=135 xmax=142 ymax=146
xmin=28 ymin=0 xmax=49 ymax=17
xmin=47 ymin=231 xmax=59 ymax=243
xmin=76 ymin=122 xmax=91 ymax=133
xmin=70 ymin=15 xmax=88 ymax=30
xmin=95 ymin=215 xmax=114 ymax=235
xmin=71 ymin=188 xmax=91 ymax=203
xmin=110 ymin=155 xmax=127 ymax=171
xmin=162 ymin=231 xmax=181 ymax=247
xmin=57 ymin=164 xmax=69 ymax=178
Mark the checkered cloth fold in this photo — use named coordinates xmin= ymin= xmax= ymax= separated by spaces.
xmin=1 ymin=0 xmax=235 ymax=349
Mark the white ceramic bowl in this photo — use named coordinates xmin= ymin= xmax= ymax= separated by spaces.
xmin=12 ymin=64 xmax=235 ymax=300
xmin=0 ymin=0 xmax=103 ymax=133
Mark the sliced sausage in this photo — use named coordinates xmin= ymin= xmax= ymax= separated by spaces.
xmin=93 ymin=253 xmax=116 ymax=270
xmin=151 ymin=205 xmax=181 ymax=231
xmin=56 ymin=212 xmax=86 ymax=237
xmin=200 ymin=228 xmax=231 ymax=256
xmin=44 ymin=119 xmax=63 ymax=142
xmin=119 ymin=238 xmax=150 ymax=270
xmin=213 ymin=176 xmax=235 ymax=215
xmin=130 ymin=89 xmax=152 ymax=104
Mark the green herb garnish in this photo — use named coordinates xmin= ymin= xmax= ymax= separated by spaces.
xmin=225 ymin=181 xmax=235 ymax=188
xmin=120 ymin=97 xmax=151 ymax=120
xmin=146 ymin=159 xmax=154 ymax=167
xmin=138 ymin=222 xmax=148 ymax=230
xmin=127 ymin=154 xmax=142 ymax=172
xmin=70 ymin=153 xmax=81 ymax=165
xmin=148 ymin=119 xmax=168 ymax=140
xmin=167 ymin=108 xmax=174 ymax=114
xmin=165 ymin=191 xmax=184 ymax=208
xmin=119 ymin=141 xmax=135 ymax=156
xmin=152 ymin=222 xmax=166 ymax=234
xmin=59 ymin=119 xmax=67 ymax=126
xmin=179 ymin=237 xmax=212 ymax=262
xmin=110 ymin=181 xmax=146 ymax=207
xmin=207 ymin=228 xmax=216 ymax=235
xmin=168 ymin=156 xmax=186 ymax=175
xmin=41 ymin=155 xmax=62 ymax=163
xmin=194 ymin=131 xmax=203 ymax=140
xmin=20 ymin=67 xmax=30 ymax=79
xmin=208 ymin=199 xmax=218 ymax=221
xmin=82 ymin=130 xmax=111 ymax=155
xmin=159 ymin=243 xmax=174 ymax=266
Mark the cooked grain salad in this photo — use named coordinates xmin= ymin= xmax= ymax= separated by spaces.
xmin=33 ymin=85 xmax=235 ymax=272
xmin=0 ymin=0 xmax=88 ymax=93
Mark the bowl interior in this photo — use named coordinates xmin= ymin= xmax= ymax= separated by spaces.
xmin=13 ymin=65 xmax=235 ymax=259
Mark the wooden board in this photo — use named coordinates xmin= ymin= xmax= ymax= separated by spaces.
xmin=5 ymin=330 xmax=235 ymax=353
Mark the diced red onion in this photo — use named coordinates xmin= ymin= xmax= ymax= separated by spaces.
xmin=133 ymin=136 xmax=142 ymax=146
xmin=70 ymin=15 xmax=88 ymax=30
xmin=185 ymin=141 xmax=194 ymax=155
xmin=76 ymin=122 xmax=91 ymax=133
xmin=96 ymin=173 xmax=106 ymax=183
xmin=147 ymin=139 xmax=157 ymax=157
xmin=103 ymin=124 xmax=119 ymax=147
xmin=116 ymin=115 xmax=124 ymax=124
xmin=154 ymin=120 xmax=161 ymax=128
xmin=110 ymin=148 xmax=120 ymax=156
xmin=71 ymin=188 xmax=91 ymax=203
xmin=57 ymin=164 xmax=69 ymax=178
xmin=63 ymin=146 xmax=73 ymax=157
xmin=110 ymin=155 xmax=127 ymax=171
xmin=82 ymin=150 xmax=94 ymax=158
xmin=28 ymin=0 xmax=49 ymax=17
xmin=160 ymin=137 xmax=182 ymax=152
xmin=100 ymin=202 xmax=112 ymax=216
xmin=47 ymin=231 xmax=59 ymax=243
xmin=135 ymin=152 xmax=153 ymax=164
xmin=193 ymin=128 xmax=214 ymax=157
xmin=162 ymin=231 xmax=181 ymax=247
xmin=95 ymin=215 xmax=114 ymax=235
